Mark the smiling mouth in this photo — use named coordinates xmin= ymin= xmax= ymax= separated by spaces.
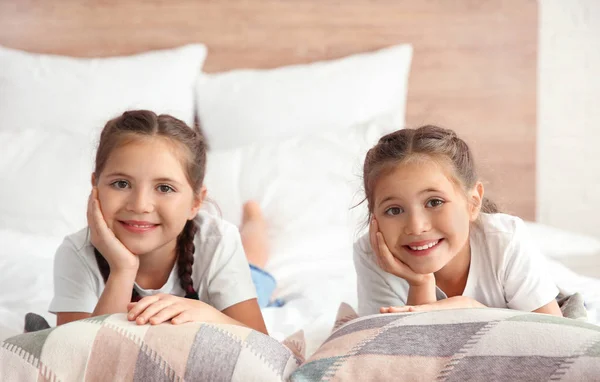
xmin=408 ymin=240 xmax=439 ymax=251
xmin=118 ymin=221 xmax=159 ymax=233
xmin=122 ymin=222 xmax=156 ymax=228
xmin=402 ymin=239 xmax=444 ymax=256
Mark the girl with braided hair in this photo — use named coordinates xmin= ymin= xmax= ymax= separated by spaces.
xmin=49 ymin=110 xmax=268 ymax=334
xmin=355 ymin=125 xmax=562 ymax=317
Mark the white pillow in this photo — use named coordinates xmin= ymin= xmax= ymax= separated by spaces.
xmin=0 ymin=44 xmax=206 ymax=236
xmin=0 ymin=130 xmax=95 ymax=237
xmin=203 ymin=115 xmax=399 ymax=298
xmin=525 ymin=221 xmax=600 ymax=278
xmin=0 ymin=44 xmax=207 ymax=136
xmin=0 ymin=228 xmax=61 ymax=340
xmin=196 ymin=44 xmax=412 ymax=149
xmin=525 ymin=221 xmax=600 ymax=259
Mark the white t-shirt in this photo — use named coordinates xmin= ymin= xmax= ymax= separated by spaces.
xmin=354 ymin=213 xmax=559 ymax=316
xmin=49 ymin=211 xmax=257 ymax=314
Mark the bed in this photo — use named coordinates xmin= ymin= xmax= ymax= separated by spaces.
xmin=1 ymin=0 xmax=600 ymax=367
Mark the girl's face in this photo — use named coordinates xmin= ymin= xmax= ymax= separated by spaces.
xmin=94 ymin=137 xmax=204 ymax=256
xmin=372 ymin=159 xmax=482 ymax=275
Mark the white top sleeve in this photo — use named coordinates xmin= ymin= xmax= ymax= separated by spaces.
xmin=206 ymin=224 xmax=257 ymax=311
xmin=501 ymin=219 xmax=560 ymax=311
xmin=49 ymin=237 xmax=99 ymax=314
xmin=354 ymin=236 xmax=408 ymax=316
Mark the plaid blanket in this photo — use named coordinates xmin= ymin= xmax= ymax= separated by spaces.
xmin=1 ymin=313 xmax=300 ymax=381
xmin=3 ymin=308 xmax=599 ymax=381
xmin=291 ymin=306 xmax=600 ymax=381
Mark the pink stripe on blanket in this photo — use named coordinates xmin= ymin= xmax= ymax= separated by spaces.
xmin=85 ymin=326 xmax=140 ymax=381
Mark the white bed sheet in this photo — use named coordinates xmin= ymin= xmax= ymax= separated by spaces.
xmin=0 ymin=230 xmax=61 ymax=341
xmin=1 ymin=225 xmax=599 ymax=358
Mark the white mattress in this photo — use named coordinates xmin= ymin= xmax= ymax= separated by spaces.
xmin=1 ymin=224 xmax=599 ymax=357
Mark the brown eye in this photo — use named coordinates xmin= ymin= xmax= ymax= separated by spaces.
xmin=426 ymin=199 xmax=444 ymax=208
xmin=157 ymin=184 xmax=175 ymax=193
xmin=111 ymin=180 xmax=129 ymax=189
xmin=385 ymin=207 xmax=403 ymax=216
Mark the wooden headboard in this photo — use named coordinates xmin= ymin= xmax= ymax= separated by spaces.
xmin=0 ymin=0 xmax=538 ymax=219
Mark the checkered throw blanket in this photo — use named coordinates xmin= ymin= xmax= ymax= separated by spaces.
xmin=3 ymin=308 xmax=599 ymax=381
xmin=0 ymin=313 xmax=300 ymax=381
xmin=291 ymin=307 xmax=600 ymax=381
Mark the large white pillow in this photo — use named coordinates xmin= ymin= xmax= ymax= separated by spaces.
xmin=203 ymin=115 xmax=399 ymax=298
xmin=0 ymin=44 xmax=207 ymax=136
xmin=0 ymin=45 xmax=206 ymax=236
xmin=196 ymin=44 xmax=412 ymax=149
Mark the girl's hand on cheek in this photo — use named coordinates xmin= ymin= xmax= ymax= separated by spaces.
xmin=127 ymin=294 xmax=218 ymax=325
xmin=88 ymin=187 xmax=139 ymax=272
xmin=370 ymin=217 xmax=434 ymax=287
xmin=380 ymin=296 xmax=485 ymax=313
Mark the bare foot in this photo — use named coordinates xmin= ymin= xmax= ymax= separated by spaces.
xmin=240 ymin=201 xmax=269 ymax=269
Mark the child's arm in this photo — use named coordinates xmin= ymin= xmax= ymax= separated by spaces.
xmin=91 ymin=269 xmax=137 ymax=316
xmin=533 ymin=300 xmax=563 ymax=316
xmin=57 ymin=312 xmax=91 ymax=325
xmin=355 ymin=246 xmax=407 ymax=316
xmin=56 ymin=188 xmax=140 ymax=326
xmin=220 ymin=299 xmax=268 ymax=334
xmin=126 ymin=295 xmax=268 ymax=334
xmin=52 ymin=245 xmax=95 ymax=325
xmin=51 ymin=235 xmax=99 ymax=325
xmin=57 ymin=268 xmax=136 ymax=325
xmin=382 ymin=297 xmax=563 ymax=316
xmin=56 ymin=263 xmax=136 ymax=326
xmin=406 ymin=274 xmax=436 ymax=306
xmin=370 ymin=218 xmax=437 ymax=306
xmin=381 ymin=296 xmax=486 ymax=313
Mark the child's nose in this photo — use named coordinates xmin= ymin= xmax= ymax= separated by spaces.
xmin=127 ymin=189 xmax=154 ymax=214
xmin=403 ymin=211 xmax=431 ymax=235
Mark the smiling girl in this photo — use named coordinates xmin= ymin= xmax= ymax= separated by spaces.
xmin=354 ymin=125 xmax=562 ymax=317
xmin=49 ymin=110 xmax=267 ymax=333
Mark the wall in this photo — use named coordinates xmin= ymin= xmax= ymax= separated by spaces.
xmin=538 ymin=0 xmax=600 ymax=238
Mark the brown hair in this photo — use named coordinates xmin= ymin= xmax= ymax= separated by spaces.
xmin=363 ymin=125 xmax=498 ymax=217
xmin=93 ymin=110 xmax=207 ymax=300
